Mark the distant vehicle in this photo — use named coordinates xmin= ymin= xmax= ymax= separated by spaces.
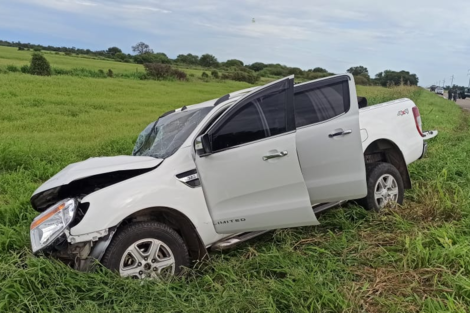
xmin=435 ymin=87 xmax=444 ymax=95
xmin=430 ymin=85 xmax=437 ymax=92
xmin=463 ymin=88 xmax=470 ymax=99
xmin=454 ymin=88 xmax=469 ymax=99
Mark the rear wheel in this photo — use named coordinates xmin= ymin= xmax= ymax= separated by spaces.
xmin=358 ymin=162 xmax=404 ymax=211
xmin=101 ymin=221 xmax=190 ymax=279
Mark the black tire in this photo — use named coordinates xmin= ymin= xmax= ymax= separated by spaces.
xmin=357 ymin=162 xmax=404 ymax=212
xmin=101 ymin=221 xmax=190 ymax=278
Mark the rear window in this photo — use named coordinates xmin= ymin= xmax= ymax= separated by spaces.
xmin=294 ymin=81 xmax=349 ymax=128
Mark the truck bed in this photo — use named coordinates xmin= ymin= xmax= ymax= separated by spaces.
xmin=358 ymin=98 xmax=424 ymax=165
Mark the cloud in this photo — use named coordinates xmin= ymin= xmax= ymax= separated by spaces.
xmin=2 ymin=0 xmax=470 ymax=86
xmin=122 ymin=5 xmax=171 ymax=13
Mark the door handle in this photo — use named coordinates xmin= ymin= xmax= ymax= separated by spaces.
xmin=263 ymin=150 xmax=288 ymax=161
xmin=329 ymin=129 xmax=352 ymax=138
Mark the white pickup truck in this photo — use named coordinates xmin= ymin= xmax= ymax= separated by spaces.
xmin=30 ymin=74 xmax=437 ymax=279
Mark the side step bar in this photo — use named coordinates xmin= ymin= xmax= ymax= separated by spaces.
xmin=211 ymin=230 xmax=270 ymax=251
xmin=312 ymin=200 xmax=346 ymax=215
xmin=210 ymin=201 xmax=346 ymax=251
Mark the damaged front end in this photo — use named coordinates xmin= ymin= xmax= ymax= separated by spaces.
xmin=44 ymin=227 xmax=117 ymax=272
xmin=30 ymin=156 xmax=162 ymax=271
xmin=29 ymin=198 xmax=104 ymax=271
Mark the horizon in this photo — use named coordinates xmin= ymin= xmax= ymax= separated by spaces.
xmin=2 ymin=0 xmax=469 ymax=87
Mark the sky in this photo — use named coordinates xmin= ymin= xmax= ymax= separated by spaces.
xmin=1 ymin=0 xmax=470 ymax=87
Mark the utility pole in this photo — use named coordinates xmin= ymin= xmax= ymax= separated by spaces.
xmin=443 ymin=79 xmax=446 ymax=87
xmin=450 ymin=75 xmax=454 ymax=87
xmin=467 ymin=69 xmax=470 ymax=88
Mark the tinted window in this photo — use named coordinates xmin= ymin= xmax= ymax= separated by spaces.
xmin=210 ymin=90 xmax=289 ymax=152
xmin=295 ymin=82 xmax=348 ymax=128
xmin=257 ymin=91 xmax=287 ymax=136
xmin=211 ymin=103 xmax=266 ymax=151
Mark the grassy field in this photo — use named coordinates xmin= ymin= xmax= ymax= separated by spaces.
xmin=0 ymin=46 xmax=144 ymax=74
xmin=0 ymin=46 xmax=208 ymax=77
xmin=1 ymin=52 xmax=470 ymax=312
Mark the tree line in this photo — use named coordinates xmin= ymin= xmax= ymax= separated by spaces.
xmin=0 ymin=40 xmax=419 ymax=86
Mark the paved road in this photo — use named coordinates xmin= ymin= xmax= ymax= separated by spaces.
xmin=442 ymin=92 xmax=470 ymax=111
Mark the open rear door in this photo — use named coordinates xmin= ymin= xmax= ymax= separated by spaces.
xmin=294 ymin=74 xmax=367 ymax=203
xmin=194 ymin=76 xmax=318 ymax=234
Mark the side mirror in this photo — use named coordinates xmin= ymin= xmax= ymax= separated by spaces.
xmin=195 ymin=134 xmax=212 ymax=156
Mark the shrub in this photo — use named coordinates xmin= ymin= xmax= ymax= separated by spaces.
xmin=107 ymin=69 xmax=114 ymax=78
xmin=201 ymin=72 xmax=209 ymax=78
xmin=230 ymin=71 xmax=259 ymax=84
xmin=176 ymin=53 xmax=199 ymax=65
xmin=134 ymin=53 xmax=171 ymax=64
xmin=211 ymin=70 xmax=219 ymax=79
xmin=33 ymin=47 xmax=41 ymax=52
xmin=20 ymin=65 xmax=30 ymax=74
xmin=143 ymin=63 xmax=187 ymax=81
xmin=51 ymin=68 xmax=107 ymax=78
xmin=172 ymin=69 xmax=187 ymax=81
xmin=259 ymin=65 xmax=286 ymax=77
xmin=6 ymin=65 xmax=19 ymax=72
xmin=114 ymin=52 xmax=127 ymax=61
xmin=52 ymin=67 xmax=72 ymax=75
xmin=199 ymin=54 xmax=219 ymax=68
xmin=310 ymin=67 xmax=328 ymax=73
xmin=64 ymin=52 xmax=72 ymax=56
xmin=70 ymin=68 xmax=106 ymax=78
xmin=29 ymin=53 xmax=51 ymax=76
xmin=55 ymin=52 xmax=60 ymax=55
xmin=286 ymin=67 xmax=304 ymax=76
xmin=222 ymin=70 xmax=259 ymax=84
xmin=144 ymin=63 xmax=172 ymax=79
xmin=153 ymin=52 xmax=171 ymax=64
xmin=224 ymin=59 xmax=244 ymax=68
xmin=354 ymin=75 xmax=369 ymax=86
xmin=18 ymin=47 xmax=25 ymax=51
xmin=248 ymin=62 xmax=267 ymax=72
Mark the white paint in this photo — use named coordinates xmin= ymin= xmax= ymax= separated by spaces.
xmin=32 ymin=156 xmax=163 ymax=195
xmin=32 ymin=75 xmax=435 ymax=250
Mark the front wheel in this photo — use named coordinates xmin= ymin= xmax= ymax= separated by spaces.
xmin=358 ymin=162 xmax=404 ymax=211
xmin=101 ymin=221 xmax=190 ymax=279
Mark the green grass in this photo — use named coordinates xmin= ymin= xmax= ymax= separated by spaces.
xmin=0 ymin=53 xmax=470 ymax=312
xmin=0 ymin=46 xmax=145 ymax=75
xmin=0 ymin=46 xmax=208 ymax=78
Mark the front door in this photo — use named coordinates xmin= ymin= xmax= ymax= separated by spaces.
xmin=294 ymin=75 xmax=367 ymax=203
xmin=194 ymin=77 xmax=318 ymax=234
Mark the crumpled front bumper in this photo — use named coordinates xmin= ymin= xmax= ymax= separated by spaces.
xmin=34 ymin=227 xmax=116 ymax=272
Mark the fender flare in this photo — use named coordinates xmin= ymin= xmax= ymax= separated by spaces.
xmin=107 ymin=206 xmax=208 ymax=262
xmin=363 ymin=139 xmax=412 ymax=189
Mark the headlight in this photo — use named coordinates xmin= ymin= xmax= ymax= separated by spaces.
xmin=30 ymin=198 xmax=77 ymax=253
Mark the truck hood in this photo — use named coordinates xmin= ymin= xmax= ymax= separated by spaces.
xmin=33 ymin=156 xmax=163 ymax=196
